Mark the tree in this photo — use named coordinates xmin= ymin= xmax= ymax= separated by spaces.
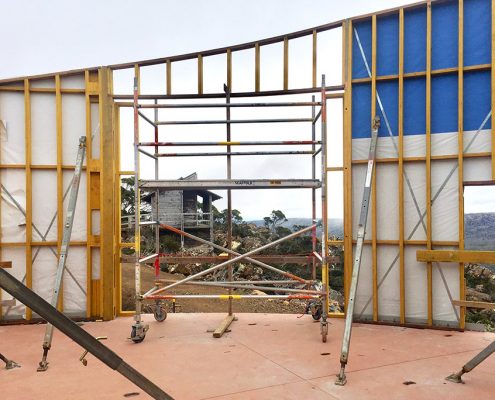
xmin=263 ymin=210 xmax=288 ymax=232
xmin=213 ymin=207 xmax=243 ymax=227
xmin=213 ymin=207 xmax=251 ymax=237
xmin=121 ymin=176 xmax=151 ymax=216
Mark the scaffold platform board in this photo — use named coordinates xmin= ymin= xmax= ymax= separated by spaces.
xmin=140 ymin=179 xmax=321 ymax=190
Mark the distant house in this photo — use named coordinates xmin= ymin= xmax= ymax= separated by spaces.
xmin=144 ymin=173 xmax=221 ymax=243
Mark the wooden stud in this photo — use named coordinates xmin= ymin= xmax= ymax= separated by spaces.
xmin=398 ymin=9 xmax=405 ymax=324
xmin=343 ymin=19 xmax=353 ymax=309
xmin=227 ymin=49 xmax=232 ymax=90
xmin=426 ymin=2 xmax=433 ymax=326
xmin=99 ymin=67 xmax=116 ymax=320
xmin=84 ymin=70 xmax=93 ymax=318
xmin=371 ymin=15 xmax=378 ymax=322
xmin=24 ymin=78 xmax=33 ymax=320
xmin=114 ymin=103 xmax=122 ymax=315
xmin=166 ymin=60 xmax=172 ymax=95
xmin=312 ymin=30 xmax=317 ymax=88
xmin=55 ymin=75 xmax=64 ymax=312
xmin=283 ymin=37 xmax=289 ymax=90
xmin=458 ymin=0 xmax=466 ymax=330
xmin=255 ymin=43 xmax=260 ymax=92
xmin=197 ymin=55 xmax=203 ymax=95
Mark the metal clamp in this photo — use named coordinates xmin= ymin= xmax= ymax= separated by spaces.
xmin=0 ymin=353 xmax=20 ymax=370
xmin=79 ymin=336 xmax=107 ymax=366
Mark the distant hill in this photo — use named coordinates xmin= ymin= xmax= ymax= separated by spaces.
xmin=248 ymin=218 xmax=344 ymax=238
xmin=465 ymin=213 xmax=495 ymax=250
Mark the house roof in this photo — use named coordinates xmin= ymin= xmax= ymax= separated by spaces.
xmin=142 ymin=172 xmax=222 ymax=202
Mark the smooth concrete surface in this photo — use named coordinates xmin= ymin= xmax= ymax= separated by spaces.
xmin=0 ymin=313 xmax=494 ymax=399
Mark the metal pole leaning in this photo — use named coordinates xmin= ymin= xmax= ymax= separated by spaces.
xmin=38 ymin=136 xmax=86 ymax=372
xmin=335 ymin=116 xmax=381 ymax=386
xmin=146 ymin=224 xmax=316 ymax=296
xmin=0 ymin=268 xmax=174 ymax=400
xmin=445 ymin=340 xmax=495 ymax=383
xmin=131 ymin=76 xmax=149 ymax=344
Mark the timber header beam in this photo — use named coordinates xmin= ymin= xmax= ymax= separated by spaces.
xmin=417 ymin=250 xmax=495 ymax=264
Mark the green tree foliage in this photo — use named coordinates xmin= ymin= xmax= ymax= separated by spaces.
xmin=213 ymin=206 xmax=251 ymax=237
xmin=263 ymin=210 xmax=288 ymax=232
xmin=121 ymin=176 xmax=151 ymax=215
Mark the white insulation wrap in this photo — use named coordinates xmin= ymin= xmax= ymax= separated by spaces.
xmin=0 ymin=88 xmax=91 ymax=320
xmin=1 ymin=248 xmax=26 ymax=319
xmin=352 ymin=127 xmax=491 ymax=326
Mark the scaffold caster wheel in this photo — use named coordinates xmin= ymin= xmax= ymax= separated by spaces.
xmin=311 ymin=304 xmax=323 ymax=321
xmin=321 ymin=322 xmax=328 ymax=343
xmin=130 ymin=323 xmax=148 ymax=344
xmin=154 ymin=305 xmax=167 ymax=322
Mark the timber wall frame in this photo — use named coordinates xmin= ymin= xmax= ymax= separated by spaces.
xmin=0 ymin=68 xmax=117 ymax=321
xmin=0 ymin=0 xmax=493 ymax=328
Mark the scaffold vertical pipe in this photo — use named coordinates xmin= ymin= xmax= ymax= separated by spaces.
xmin=225 ymin=84 xmax=233 ymax=316
xmin=131 ymin=77 xmax=148 ymax=343
xmin=154 ymin=99 xmax=161 ymax=309
xmin=320 ymin=75 xmax=329 ymax=343
xmin=311 ymin=95 xmax=317 ymax=280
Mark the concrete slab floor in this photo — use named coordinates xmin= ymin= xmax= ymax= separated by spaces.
xmin=0 ymin=313 xmax=494 ymax=400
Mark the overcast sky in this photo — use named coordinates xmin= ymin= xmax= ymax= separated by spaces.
xmin=2 ymin=0 xmax=422 ymax=220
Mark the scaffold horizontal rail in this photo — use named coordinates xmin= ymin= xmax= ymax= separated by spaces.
xmin=118 ymin=101 xmax=322 ymax=108
xmin=139 ymin=140 xmax=321 ymax=147
xmin=145 ymin=294 xmax=320 ymax=300
xmin=156 ymin=118 xmax=313 ymax=125
xmin=122 ymin=255 xmax=334 ymax=265
xmin=153 ymin=279 xmax=324 ymax=294
xmin=154 ymin=150 xmax=315 ymax=157
xmin=140 ymin=179 xmax=321 ymax=190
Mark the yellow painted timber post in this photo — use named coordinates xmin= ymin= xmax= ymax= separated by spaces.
xmin=99 ymin=67 xmax=116 ymax=320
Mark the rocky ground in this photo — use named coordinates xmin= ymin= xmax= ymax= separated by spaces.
xmin=121 ymin=263 xmax=310 ymax=314
xmin=465 ymin=264 xmax=495 ymax=330
xmin=121 ymin=223 xmax=344 ymax=315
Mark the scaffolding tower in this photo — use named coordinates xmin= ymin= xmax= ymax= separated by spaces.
xmin=128 ymin=75 xmax=334 ymax=343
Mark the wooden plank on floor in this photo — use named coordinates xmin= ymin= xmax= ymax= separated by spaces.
xmin=213 ymin=314 xmax=235 ymax=338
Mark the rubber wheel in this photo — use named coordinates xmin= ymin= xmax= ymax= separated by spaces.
xmin=312 ymin=305 xmax=323 ymax=321
xmin=130 ymin=326 xmax=146 ymax=343
xmin=154 ymin=307 xmax=167 ymax=322
xmin=321 ymin=323 xmax=328 ymax=343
